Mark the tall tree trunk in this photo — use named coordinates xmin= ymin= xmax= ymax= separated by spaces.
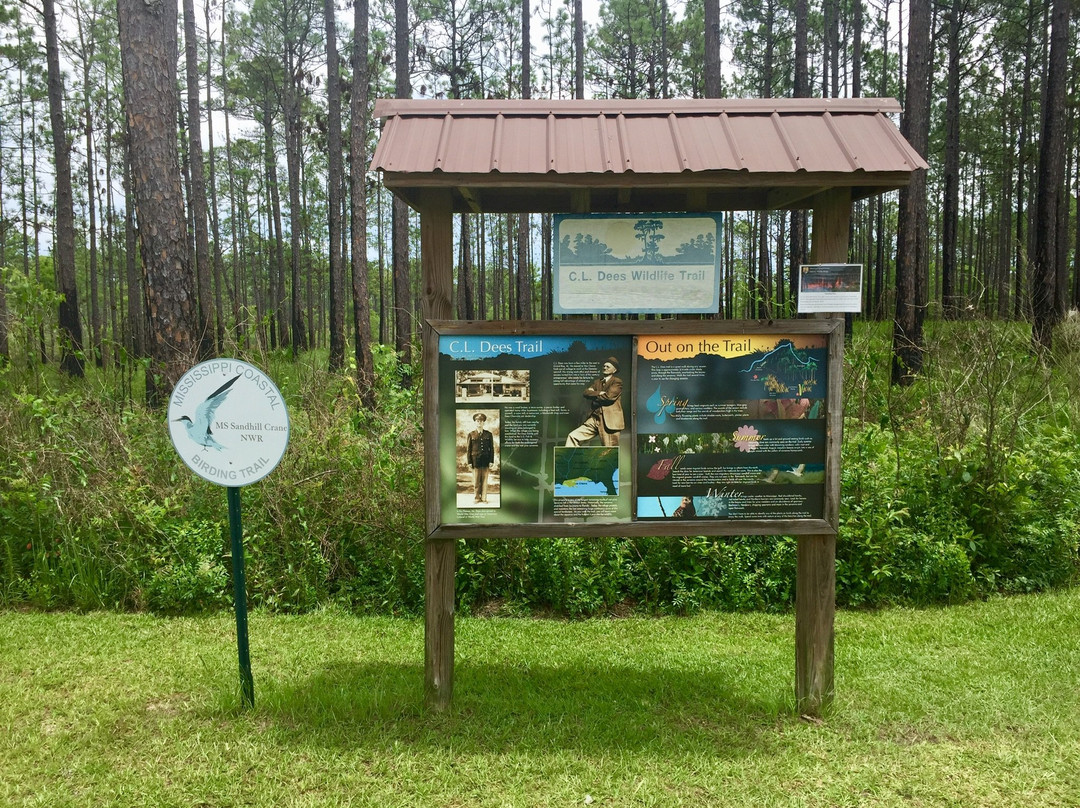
xmin=123 ymin=140 xmax=145 ymax=358
xmin=996 ymin=87 xmax=1014 ymax=319
xmin=104 ymin=76 xmax=119 ymax=366
xmin=793 ymin=0 xmax=809 ymax=97
xmin=0 ymin=142 xmax=6 ymax=362
xmin=541 ymin=213 xmax=552 ymax=319
xmin=704 ymin=0 xmax=721 ymax=98
xmin=789 ymin=0 xmax=809 ymax=314
xmin=32 ymin=122 xmax=49 ymax=363
xmin=327 ymin=0 xmax=346 ymax=371
xmin=758 ymin=213 xmax=771 ymax=318
xmin=76 ymin=5 xmax=102 ymax=366
xmin=659 ymin=0 xmax=669 ymax=98
xmin=393 ymin=0 xmax=412 ymax=373
xmin=517 ymin=0 xmax=532 ymax=320
xmin=14 ymin=66 xmax=31 ymax=364
xmin=458 ymin=215 xmax=475 ymax=319
xmin=775 ymin=214 xmax=785 ymax=311
xmin=852 ymin=0 xmax=863 ymax=98
xmin=478 ymin=214 xmax=487 ymax=317
xmin=377 ymin=182 xmax=387 ymax=344
xmin=284 ymin=69 xmax=307 ymax=357
xmin=891 ymin=0 xmax=930 ymax=384
xmin=263 ymin=101 xmax=288 ymax=349
xmin=574 ymin=0 xmax=584 ymax=99
xmin=84 ymin=79 xmax=102 ymax=366
xmin=822 ymin=0 xmax=834 ymax=96
xmin=941 ymin=0 xmax=962 ymax=318
xmin=118 ymin=0 xmax=199 ymax=402
xmin=1031 ymin=0 xmax=1070 ymax=351
xmin=44 ymin=0 xmax=85 ymax=377
xmin=221 ymin=7 xmax=244 ymax=342
xmin=506 ymin=215 xmax=515 ymax=317
xmin=204 ymin=0 xmax=226 ymax=349
xmin=183 ymin=0 xmax=216 ymax=356
xmin=1074 ymin=119 xmax=1080 ymax=310
xmin=1015 ymin=0 xmax=1036 ymax=320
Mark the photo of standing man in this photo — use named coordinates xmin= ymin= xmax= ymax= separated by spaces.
xmin=466 ymin=412 xmax=496 ymax=503
xmin=566 ymin=357 xmax=625 ymax=447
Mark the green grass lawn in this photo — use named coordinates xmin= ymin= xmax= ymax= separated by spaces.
xmin=2 ymin=589 xmax=1078 ymax=807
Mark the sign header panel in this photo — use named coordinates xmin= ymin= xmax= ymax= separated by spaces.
xmin=553 ymin=213 xmax=721 ymax=314
xmin=168 ymin=358 xmax=290 ymax=487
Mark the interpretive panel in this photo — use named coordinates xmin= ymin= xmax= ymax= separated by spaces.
xmin=635 ymin=334 xmax=827 ymax=522
xmin=797 ymin=263 xmax=864 ymax=313
xmin=438 ymin=334 xmax=633 ymax=527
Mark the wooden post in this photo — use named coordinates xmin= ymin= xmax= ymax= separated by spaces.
xmin=796 ymin=187 xmax=850 ymax=715
xmin=420 ymin=190 xmax=456 ymax=711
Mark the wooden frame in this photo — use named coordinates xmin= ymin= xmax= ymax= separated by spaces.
xmin=424 ymin=318 xmax=843 ymax=540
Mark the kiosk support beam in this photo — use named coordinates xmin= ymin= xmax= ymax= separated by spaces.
xmin=797 ymin=187 xmax=850 ymax=716
xmin=421 ymin=190 xmax=456 ymax=711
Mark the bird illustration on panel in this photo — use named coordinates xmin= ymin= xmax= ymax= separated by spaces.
xmin=173 ymin=374 xmax=240 ymax=450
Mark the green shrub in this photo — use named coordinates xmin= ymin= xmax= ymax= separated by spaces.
xmin=144 ymin=520 xmax=230 ymax=613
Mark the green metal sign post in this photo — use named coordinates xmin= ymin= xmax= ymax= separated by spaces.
xmin=168 ymin=358 xmax=290 ymax=710
xmin=227 ymin=486 xmax=254 ymax=707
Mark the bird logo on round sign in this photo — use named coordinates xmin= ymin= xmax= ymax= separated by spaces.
xmin=167 ymin=358 xmax=290 ymax=487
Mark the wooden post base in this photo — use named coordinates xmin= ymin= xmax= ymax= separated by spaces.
xmin=424 ymin=538 xmax=456 ymax=711
xmin=795 ymin=533 xmax=835 ymax=716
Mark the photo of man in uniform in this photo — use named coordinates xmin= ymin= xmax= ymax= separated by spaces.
xmin=466 ymin=412 xmax=496 ymax=503
xmin=566 ymin=357 xmax=625 ymax=447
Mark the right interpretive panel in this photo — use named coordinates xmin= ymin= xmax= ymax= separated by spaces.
xmin=635 ymin=334 xmax=828 ymax=522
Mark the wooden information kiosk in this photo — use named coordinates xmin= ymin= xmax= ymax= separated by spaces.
xmin=371 ymin=98 xmax=926 ymax=715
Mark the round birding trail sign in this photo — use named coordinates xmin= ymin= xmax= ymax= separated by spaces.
xmin=168 ymin=358 xmax=290 ymax=487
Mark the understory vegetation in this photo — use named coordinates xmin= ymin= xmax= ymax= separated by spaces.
xmin=1 ymin=319 xmax=1079 ymax=615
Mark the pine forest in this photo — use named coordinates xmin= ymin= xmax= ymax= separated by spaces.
xmin=0 ymin=0 xmax=1077 ymax=384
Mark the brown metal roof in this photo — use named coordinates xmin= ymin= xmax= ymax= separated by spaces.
xmin=371 ymin=98 xmax=928 ymax=214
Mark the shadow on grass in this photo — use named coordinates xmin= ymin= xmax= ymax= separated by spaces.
xmin=251 ymin=659 xmax=793 ymax=757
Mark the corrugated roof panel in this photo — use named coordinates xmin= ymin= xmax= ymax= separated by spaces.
xmin=727 ymin=114 xmax=797 ymax=173
xmin=437 ymin=115 xmax=495 ymax=173
xmin=495 ymin=116 xmax=548 ymax=173
xmin=620 ymin=115 xmax=683 ymax=173
xmin=552 ymin=116 xmax=606 ymax=173
xmin=666 ymin=113 xmax=690 ymax=171
xmin=376 ymin=115 xmax=444 ymax=172
xmin=781 ymin=114 xmax=856 ymax=173
xmin=660 ymin=116 xmax=704 ymax=171
xmin=770 ymin=112 xmax=805 ymax=170
xmin=691 ymin=116 xmax=743 ymax=171
xmin=846 ymin=114 xmax=923 ymax=172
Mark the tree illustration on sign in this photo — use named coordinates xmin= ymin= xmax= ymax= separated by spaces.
xmin=674 ymin=232 xmax=715 ymax=263
xmin=560 ymin=233 xmax=614 ymax=264
xmin=633 ymin=219 xmax=665 ymax=262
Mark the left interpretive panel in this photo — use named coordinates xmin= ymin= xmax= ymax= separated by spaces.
xmin=438 ymin=334 xmax=633 ymax=527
